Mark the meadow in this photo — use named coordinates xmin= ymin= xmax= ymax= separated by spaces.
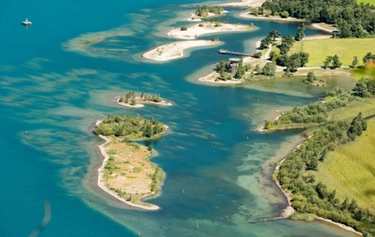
xmin=357 ymin=0 xmax=375 ymax=5
xmin=314 ymin=118 xmax=375 ymax=212
xmin=327 ymin=98 xmax=375 ymax=121
xmin=289 ymin=38 xmax=374 ymax=67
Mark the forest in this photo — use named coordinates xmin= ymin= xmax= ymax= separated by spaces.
xmin=259 ymin=0 xmax=375 ymax=37
xmin=94 ymin=115 xmax=166 ymax=139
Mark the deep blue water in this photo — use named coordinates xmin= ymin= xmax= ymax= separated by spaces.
xmin=0 ymin=0 xmax=358 ymax=236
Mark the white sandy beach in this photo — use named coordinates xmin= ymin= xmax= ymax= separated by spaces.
xmin=167 ymin=22 xmax=255 ymax=39
xmin=219 ymin=0 xmax=266 ymax=7
xmin=142 ymin=40 xmax=219 ymax=61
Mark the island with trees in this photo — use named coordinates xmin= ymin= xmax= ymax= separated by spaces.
xmin=117 ymin=91 xmax=172 ymax=108
xmin=94 ymin=115 xmax=167 ymax=210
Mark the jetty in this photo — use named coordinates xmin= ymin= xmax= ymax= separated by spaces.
xmin=218 ymin=49 xmax=251 ymax=56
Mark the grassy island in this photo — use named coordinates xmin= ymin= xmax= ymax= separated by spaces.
xmin=265 ymin=80 xmax=375 ymax=235
xmin=95 ymin=115 xmax=167 ymax=210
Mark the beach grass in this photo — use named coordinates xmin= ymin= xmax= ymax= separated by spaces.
xmin=357 ymin=0 xmax=375 ymax=5
xmin=314 ymin=118 xmax=375 ymax=212
xmin=289 ymin=38 xmax=374 ymax=67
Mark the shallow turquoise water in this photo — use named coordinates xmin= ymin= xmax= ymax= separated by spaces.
xmin=0 ymin=0 xmax=358 ymax=236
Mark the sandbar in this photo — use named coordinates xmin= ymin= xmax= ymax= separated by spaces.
xmin=167 ymin=22 xmax=256 ymax=40
xmin=142 ymin=40 xmax=220 ymax=61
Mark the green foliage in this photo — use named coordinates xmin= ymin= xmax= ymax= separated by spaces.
xmin=262 ymin=62 xmax=276 ymax=76
xmin=295 ymin=24 xmax=305 ymax=41
xmin=195 ymin=5 xmax=224 ymax=17
xmin=261 ymin=0 xmax=375 ymax=38
xmin=94 ymin=115 xmax=165 ymax=139
xmin=351 ymin=56 xmax=359 ymax=68
xmin=252 ymin=51 xmax=262 ymax=58
xmin=265 ymin=87 xmax=353 ymax=129
xmin=363 ymin=52 xmax=375 ymax=64
xmin=352 ymin=78 xmax=375 ymax=97
xmin=323 ymin=54 xmax=342 ymax=69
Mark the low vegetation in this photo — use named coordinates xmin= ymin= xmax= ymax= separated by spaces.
xmin=289 ymin=39 xmax=374 ymax=67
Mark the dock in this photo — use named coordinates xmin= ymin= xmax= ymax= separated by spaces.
xmin=218 ymin=49 xmax=251 ymax=56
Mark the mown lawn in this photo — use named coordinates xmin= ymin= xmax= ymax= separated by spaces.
xmin=357 ymin=0 xmax=375 ymax=5
xmin=314 ymin=118 xmax=375 ymax=212
xmin=289 ymin=38 xmax=374 ymax=67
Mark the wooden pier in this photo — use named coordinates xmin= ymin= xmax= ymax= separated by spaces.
xmin=218 ymin=49 xmax=252 ymax=56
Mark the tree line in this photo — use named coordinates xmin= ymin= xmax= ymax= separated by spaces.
xmin=259 ymin=0 xmax=375 ymax=38
xmin=94 ymin=115 xmax=166 ymax=139
xmin=276 ymin=112 xmax=374 ymax=235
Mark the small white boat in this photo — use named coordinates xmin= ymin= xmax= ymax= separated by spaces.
xmin=21 ymin=18 xmax=32 ymax=25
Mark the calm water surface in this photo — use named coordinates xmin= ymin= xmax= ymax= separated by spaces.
xmin=0 ymin=0 xmax=357 ymax=236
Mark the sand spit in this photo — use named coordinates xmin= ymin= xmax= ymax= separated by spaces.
xmin=142 ymin=40 xmax=219 ymax=61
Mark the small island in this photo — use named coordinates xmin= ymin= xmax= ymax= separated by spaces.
xmin=117 ymin=91 xmax=172 ymax=107
xmin=94 ymin=115 xmax=167 ymax=210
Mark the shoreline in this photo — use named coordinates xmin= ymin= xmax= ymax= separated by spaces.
xmin=96 ymin=120 xmax=161 ymax=211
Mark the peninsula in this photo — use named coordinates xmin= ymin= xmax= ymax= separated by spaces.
xmin=94 ymin=115 xmax=167 ymax=210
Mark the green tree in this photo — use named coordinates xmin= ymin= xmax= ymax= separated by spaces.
xmin=351 ymin=56 xmax=358 ymax=68
xmin=262 ymin=62 xmax=276 ymax=76
xmin=323 ymin=56 xmax=333 ymax=68
xmin=268 ymin=29 xmax=281 ymax=41
xmin=332 ymin=54 xmax=342 ymax=68
xmin=295 ymin=24 xmax=306 ymax=41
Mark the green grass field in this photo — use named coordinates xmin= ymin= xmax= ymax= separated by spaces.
xmin=314 ymin=118 xmax=375 ymax=212
xmin=328 ymin=98 xmax=375 ymax=121
xmin=289 ymin=38 xmax=374 ymax=67
xmin=357 ymin=0 xmax=375 ymax=5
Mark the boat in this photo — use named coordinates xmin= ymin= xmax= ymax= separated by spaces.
xmin=21 ymin=18 xmax=32 ymax=26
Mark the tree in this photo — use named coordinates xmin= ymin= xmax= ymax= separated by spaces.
xmin=363 ymin=52 xmax=375 ymax=64
xmin=269 ymin=51 xmax=280 ymax=61
xmin=305 ymin=72 xmax=316 ymax=83
xmin=351 ymin=56 xmax=358 ymax=68
xmin=332 ymin=55 xmax=342 ymax=68
xmin=262 ymin=62 xmax=276 ymax=76
xmin=323 ymin=56 xmax=333 ymax=68
xmin=268 ymin=29 xmax=281 ymax=41
xmin=295 ymin=24 xmax=306 ymax=41
xmin=259 ymin=36 xmax=272 ymax=49
xmin=299 ymin=52 xmax=309 ymax=67
xmin=143 ymin=123 xmax=153 ymax=138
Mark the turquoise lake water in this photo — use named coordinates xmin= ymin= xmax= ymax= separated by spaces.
xmin=0 ymin=0 xmax=359 ymax=236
